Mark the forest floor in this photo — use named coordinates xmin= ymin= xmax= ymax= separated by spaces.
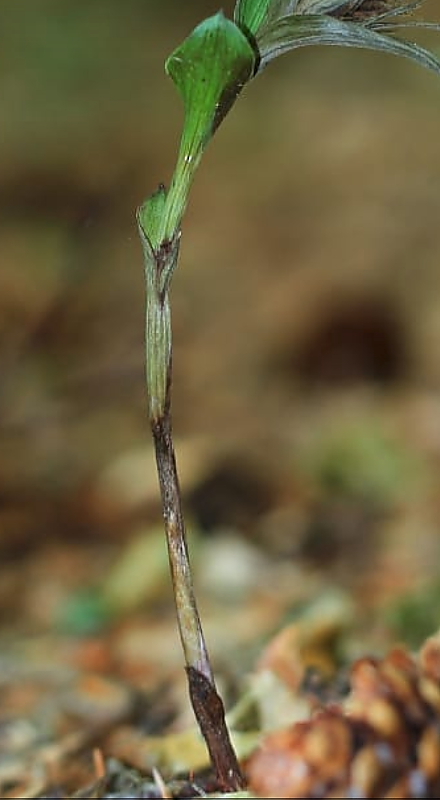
xmin=2 ymin=2 xmax=440 ymax=797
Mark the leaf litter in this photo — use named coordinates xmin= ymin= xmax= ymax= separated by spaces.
xmin=2 ymin=1 xmax=440 ymax=797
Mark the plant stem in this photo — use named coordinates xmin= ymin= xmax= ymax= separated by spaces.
xmin=138 ymin=211 xmax=244 ymax=791
xmin=151 ymin=413 xmax=212 ymax=680
xmin=151 ymin=412 xmax=244 ymax=791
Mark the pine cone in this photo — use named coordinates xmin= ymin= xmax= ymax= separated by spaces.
xmin=247 ymin=633 xmax=440 ymax=798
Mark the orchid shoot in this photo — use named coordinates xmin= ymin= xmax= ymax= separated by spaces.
xmin=137 ymin=1 xmax=440 ymax=790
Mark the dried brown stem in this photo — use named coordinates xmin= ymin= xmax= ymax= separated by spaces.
xmin=139 ymin=192 xmax=244 ymax=791
xmin=151 ymin=413 xmax=212 ymax=681
xmin=187 ymin=666 xmax=245 ymax=792
xmin=150 ymin=394 xmax=244 ymax=792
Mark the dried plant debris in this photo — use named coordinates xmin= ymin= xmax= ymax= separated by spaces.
xmin=247 ymin=631 xmax=440 ymax=798
xmin=5 ymin=630 xmax=440 ymax=798
xmin=296 ymin=0 xmax=418 ymax=21
xmin=69 ymin=758 xmax=256 ymax=800
xmin=326 ymin=1 xmax=405 ymax=21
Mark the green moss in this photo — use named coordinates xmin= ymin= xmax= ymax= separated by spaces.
xmin=386 ymin=582 xmax=440 ymax=649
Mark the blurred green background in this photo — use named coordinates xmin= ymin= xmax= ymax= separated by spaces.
xmin=1 ymin=1 xmax=440 ymax=632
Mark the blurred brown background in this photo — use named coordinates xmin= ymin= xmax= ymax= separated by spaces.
xmin=1 ymin=0 xmax=440 ymax=646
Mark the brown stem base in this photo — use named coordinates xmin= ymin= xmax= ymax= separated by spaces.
xmin=152 ymin=415 xmax=244 ymax=791
xmin=187 ymin=666 xmax=245 ymax=791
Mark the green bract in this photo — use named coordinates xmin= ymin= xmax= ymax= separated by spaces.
xmin=140 ymin=2 xmax=440 ymax=251
xmin=167 ymin=11 xmax=254 ymax=147
xmin=138 ymin=12 xmax=255 ymax=246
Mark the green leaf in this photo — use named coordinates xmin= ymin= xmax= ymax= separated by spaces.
xmin=234 ymin=0 xmax=273 ymax=36
xmin=166 ymin=11 xmax=255 ymax=141
xmin=159 ymin=12 xmax=255 ymax=241
xmin=235 ymin=0 xmax=318 ymax=38
xmin=255 ymin=13 xmax=440 ymax=76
